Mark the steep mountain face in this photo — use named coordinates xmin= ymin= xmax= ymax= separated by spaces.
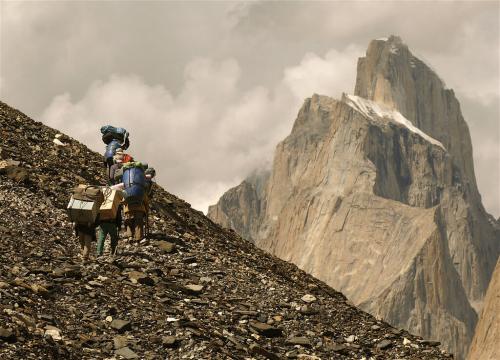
xmin=468 ymin=258 xmax=500 ymax=360
xmin=0 ymin=102 xmax=454 ymax=359
xmin=354 ymin=36 xmax=497 ymax=307
xmin=208 ymin=36 xmax=500 ymax=358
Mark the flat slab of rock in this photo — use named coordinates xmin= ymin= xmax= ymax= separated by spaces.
xmin=249 ymin=344 xmax=280 ymax=360
xmin=44 ymin=326 xmax=62 ymax=340
xmin=162 ymin=335 xmax=178 ymax=348
xmin=183 ymin=284 xmax=203 ymax=295
xmin=156 ymin=241 xmax=176 ymax=253
xmin=299 ymin=305 xmax=319 ymax=315
xmin=128 ymin=271 xmax=155 ymax=286
xmin=286 ymin=336 xmax=311 ymax=346
xmin=301 ymin=294 xmax=317 ymax=303
xmin=329 ymin=343 xmax=348 ymax=353
xmin=377 ymin=339 xmax=392 ymax=349
xmin=113 ymin=335 xmax=128 ymax=349
xmin=115 ymin=346 xmax=138 ymax=359
xmin=0 ymin=328 xmax=16 ymax=342
xmin=249 ymin=321 xmax=283 ymax=337
xmin=419 ymin=339 xmax=441 ymax=346
xmin=110 ymin=319 xmax=131 ymax=332
xmin=297 ymin=355 xmax=321 ymax=360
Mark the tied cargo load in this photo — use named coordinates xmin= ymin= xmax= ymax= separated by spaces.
xmin=122 ymin=162 xmax=148 ymax=205
xmin=67 ymin=185 xmax=104 ymax=224
xmin=99 ymin=188 xmax=123 ymax=221
xmin=100 ymin=125 xmax=129 ymax=148
xmin=104 ymin=139 xmax=123 ymax=165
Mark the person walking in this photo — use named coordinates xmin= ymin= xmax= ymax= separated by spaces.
xmin=97 ymin=189 xmax=123 ymax=257
xmin=75 ymin=224 xmax=97 ymax=262
xmin=68 ymin=185 xmax=103 ymax=262
xmin=123 ymin=201 xmax=146 ymax=242
xmin=108 ymin=150 xmax=124 ymax=185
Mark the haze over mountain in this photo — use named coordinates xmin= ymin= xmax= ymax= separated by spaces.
xmin=209 ymin=36 xmax=500 ymax=359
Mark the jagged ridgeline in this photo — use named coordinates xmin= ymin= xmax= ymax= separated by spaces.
xmin=0 ymin=103 xmax=453 ymax=358
xmin=208 ymin=35 xmax=500 ymax=359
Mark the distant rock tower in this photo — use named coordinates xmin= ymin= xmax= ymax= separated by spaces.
xmin=209 ymin=36 xmax=500 ymax=358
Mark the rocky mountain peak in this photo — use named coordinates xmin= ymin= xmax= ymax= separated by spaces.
xmin=209 ymin=36 xmax=500 ymax=359
xmin=355 ymin=35 xmax=477 ymax=192
xmin=290 ymin=94 xmax=337 ymax=137
xmin=355 ymin=35 xmax=444 ymax=118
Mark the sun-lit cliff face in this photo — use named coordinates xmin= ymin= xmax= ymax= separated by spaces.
xmin=208 ymin=36 xmax=500 ymax=358
xmin=468 ymin=258 xmax=500 ymax=360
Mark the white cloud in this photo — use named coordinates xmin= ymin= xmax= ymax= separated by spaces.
xmin=40 ymin=47 xmax=363 ymax=213
xmin=9 ymin=0 xmax=496 ymax=217
xmin=420 ymin=20 xmax=500 ymax=106
xmin=40 ymin=58 xmax=294 ymax=212
xmin=283 ymin=45 xmax=362 ymax=100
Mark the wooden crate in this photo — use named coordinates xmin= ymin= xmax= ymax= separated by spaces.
xmin=99 ymin=189 xmax=123 ymax=220
xmin=67 ymin=197 xmax=99 ymax=224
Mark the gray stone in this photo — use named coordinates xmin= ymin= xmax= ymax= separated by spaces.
xmin=344 ymin=335 xmax=356 ymax=343
xmin=115 ymin=346 xmax=139 ymax=359
xmin=420 ymin=339 xmax=441 ymax=347
xmin=184 ymin=284 xmax=203 ymax=295
xmin=377 ymin=339 xmax=392 ymax=350
xmin=301 ymin=294 xmax=316 ymax=303
xmin=156 ymin=241 xmax=176 ymax=253
xmin=0 ymin=328 xmax=15 ymax=342
xmin=110 ymin=319 xmax=131 ymax=332
xmin=249 ymin=344 xmax=280 ymax=360
xmin=162 ymin=335 xmax=177 ymax=348
xmin=249 ymin=321 xmax=282 ymax=337
xmin=329 ymin=343 xmax=348 ymax=353
xmin=286 ymin=336 xmax=311 ymax=346
xmin=128 ymin=271 xmax=154 ymax=286
xmin=113 ymin=335 xmax=128 ymax=349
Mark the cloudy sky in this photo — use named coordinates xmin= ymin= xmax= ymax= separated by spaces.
xmin=0 ymin=1 xmax=498 ymax=216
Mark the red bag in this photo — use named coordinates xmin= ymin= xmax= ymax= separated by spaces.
xmin=123 ymin=154 xmax=134 ymax=163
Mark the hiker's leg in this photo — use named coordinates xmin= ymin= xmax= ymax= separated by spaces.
xmin=125 ymin=216 xmax=133 ymax=238
xmin=109 ymin=224 xmax=119 ymax=254
xmin=78 ymin=231 xmax=85 ymax=251
xmin=82 ymin=234 xmax=91 ymax=259
xmin=134 ymin=213 xmax=144 ymax=241
xmin=96 ymin=226 xmax=106 ymax=256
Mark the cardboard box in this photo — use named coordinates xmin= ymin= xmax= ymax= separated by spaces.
xmin=99 ymin=189 xmax=122 ymax=220
xmin=67 ymin=197 xmax=99 ymax=224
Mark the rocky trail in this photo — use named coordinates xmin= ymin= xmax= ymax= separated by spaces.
xmin=0 ymin=101 xmax=451 ymax=359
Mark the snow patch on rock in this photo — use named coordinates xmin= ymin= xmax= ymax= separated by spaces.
xmin=343 ymin=94 xmax=446 ymax=150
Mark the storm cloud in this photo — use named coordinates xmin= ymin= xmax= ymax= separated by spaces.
xmin=1 ymin=1 xmax=498 ymax=215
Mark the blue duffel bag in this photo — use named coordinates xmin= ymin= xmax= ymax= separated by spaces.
xmin=101 ymin=125 xmax=129 ymax=148
xmin=104 ymin=139 xmax=122 ymax=166
xmin=122 ymin=163 xmax=146 ymax=205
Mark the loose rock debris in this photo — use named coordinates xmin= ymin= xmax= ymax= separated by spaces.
xmin=0 ymin=100 xmax=452 ymax=359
